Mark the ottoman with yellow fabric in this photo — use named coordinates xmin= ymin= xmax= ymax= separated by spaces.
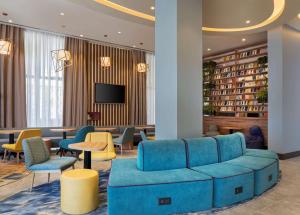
xmin=61 ymin=169 xmax=99 ymax=214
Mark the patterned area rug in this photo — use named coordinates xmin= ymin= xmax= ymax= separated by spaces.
xmin=0 ymin=162 xmax=29 ymax=187
xmin=0 ymin=170 xmax=109 ymax=215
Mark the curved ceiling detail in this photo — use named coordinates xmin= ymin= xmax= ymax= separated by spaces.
xmin=93 ymin=0 xmax=285 ymax=32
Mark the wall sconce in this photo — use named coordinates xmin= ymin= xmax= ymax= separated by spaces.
xmin=100 ymin=56 xmax=111 ymax=67
xmin=0 ymin=39 xmax=12 ymax=55
xmin=137 ymin=63 xmax=149 ymax=73
xmin=51 ymin=49 xmax=72 ymax=72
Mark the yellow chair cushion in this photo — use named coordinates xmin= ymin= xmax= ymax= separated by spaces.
xmin=61 ymin=169 xmax=99 ymax=214
xmin=79 ymin=151 xmax=117 ymax=161
xmin=2 ymin=144 xmax=22 ymax=152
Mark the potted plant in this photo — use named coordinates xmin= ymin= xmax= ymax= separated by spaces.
xmin=203 ymin=61 xmax=217 ymax=90
xmin=203 ymin=104 xmax=216 ymax=116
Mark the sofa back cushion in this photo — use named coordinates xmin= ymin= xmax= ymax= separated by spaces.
xmin=184 ymin=137 xmax=218 ymax=167
xmin=215 ymin=132 xmax=246 ymax=162
xmin=137 ymin=139 xmax=187 ymax=171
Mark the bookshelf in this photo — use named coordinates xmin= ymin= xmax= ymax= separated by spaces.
xmin=203 ymin=43 xmax=268 ymax=118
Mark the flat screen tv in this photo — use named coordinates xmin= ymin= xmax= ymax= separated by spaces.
xmin=95 ymin=83 xmax=125 ymax=103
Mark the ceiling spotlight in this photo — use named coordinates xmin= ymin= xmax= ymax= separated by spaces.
xmin=80 ymin=34 xmax=84 ymax=37
xmin=245 ymin=20 xmax=251 ymax=24
xmin=60 ymin=12 xmax=65 ymax=16
xmin=104 ymin=34 xmax=108 ymax=37
xmin=242 ymin=38 xmax=247 ymax=42
xmin=8 ymin=19 xmax=12 ymax=23
xmin=207 ymin=48 xmax=211 ymax=51
xmin=133 ymin=45 xmax=136 ymax=48
xmin=117 ymin=31 xmax=122 ymax=34
xmin=150 ymin=6 xmax=155 ymax=10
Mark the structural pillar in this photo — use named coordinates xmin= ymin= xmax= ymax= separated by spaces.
xmin=155 ymin=0 xmax=203 ymax=139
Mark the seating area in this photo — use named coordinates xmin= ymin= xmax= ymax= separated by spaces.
xmin=109 ymin=133 xmax=279 ymax=215
xmin=1 ymin=1 xmax=300 ymax=215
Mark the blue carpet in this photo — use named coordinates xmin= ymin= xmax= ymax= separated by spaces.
xmin=0 ymin=170 xmax=109 ymax=215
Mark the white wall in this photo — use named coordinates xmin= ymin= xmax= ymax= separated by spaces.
xmin=155 ymin=0 xmax=203 ymax=139
xmin=268 ymin=25 xmax=300 ymax=154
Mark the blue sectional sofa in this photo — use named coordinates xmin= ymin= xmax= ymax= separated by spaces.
xmin=108 ymin=133 xmax=279 ymax=215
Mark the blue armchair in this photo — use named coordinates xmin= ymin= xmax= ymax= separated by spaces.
xmin=22 ymin=137 xmax=77 ymax=191
xmin=245 ymin=126 xmax=265 ymax=149
xmin=59 ymin=126 xmax=95 ymax=154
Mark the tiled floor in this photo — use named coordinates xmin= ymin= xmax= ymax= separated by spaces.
xmin=0 ymin=152 xmax=300 ymax=215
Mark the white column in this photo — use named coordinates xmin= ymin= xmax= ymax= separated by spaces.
xmin=268 ymin=25 xmax=300 ymax=154
xmin=155 ymin=0 xmax=203 ymax=139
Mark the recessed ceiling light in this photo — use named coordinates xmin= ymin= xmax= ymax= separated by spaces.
xmin=80 ymin=34 xmax=84 ymax=37
xmin=150 ymin=6 xmax=155 ymax=10
xmin=8 ymin=19 xmax=13 ymax=23
xmin=245 ymin=20 xmax=251 ymax=24
xmin=207 ymin=48 xmax=211 ymax=51
xmin=242 ymin=38 xmax=247 ymax=42
xmin=298 ymin=13 xmax=300 ymax=19
xmin=104 ymin=34 xmax=108 ymax=37
xmin=133 ymin=45 xmax=136 ymax=48
xmin=117 ymin=31 xmax=122 ymax=34
xmin=60 ymin=12 xmax=65 ymax=16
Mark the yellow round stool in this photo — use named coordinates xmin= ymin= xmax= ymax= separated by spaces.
xmin=61 ymin=169 xmax=99 ymax=214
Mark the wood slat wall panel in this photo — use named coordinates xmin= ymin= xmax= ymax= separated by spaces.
xmin=87 ymin=43 xmax=146 ymax=126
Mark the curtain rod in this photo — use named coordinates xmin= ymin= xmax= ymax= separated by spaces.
xmin=0 ymin=21 xmax=154 ymax=54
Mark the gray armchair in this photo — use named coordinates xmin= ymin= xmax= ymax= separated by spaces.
xmin=113 ymin=127 xmax=135 ymax=154
xmin=22 ymin=137 xmax=77 ymax=191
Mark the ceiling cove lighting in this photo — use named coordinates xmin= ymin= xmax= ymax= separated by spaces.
xmin=0 ymin=39 xmax=12 ymax=55
xmin=100 ymin=56 xmax=111 ymax=67
xmin=94 ymin=0 xmax=285 ymax=32
xmin=51 ymin=49 xmax=72 ymax=72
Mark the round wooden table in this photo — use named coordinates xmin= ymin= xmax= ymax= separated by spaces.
xmin=0 ymin=129 xmax=22 ymax=144
xmin=69 ymin=142 xmax=107 ymax=169
xmin=95 ymin=127 xmax=116 ymax=132
xmin=221 ymin=126 xmax=243 ymax=134
xmin=50 ymin=128 xmax=76 ymax=139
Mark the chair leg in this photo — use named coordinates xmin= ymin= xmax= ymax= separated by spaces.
xmin=16 ymin=152 xmax=19 ymax=164
xmin=72 ymin=165 xmax=75 ymax=169
xmin=121 ymin=145 xmax=123 ymax=155
xmin=48 ymin=173 xmax=50 ymax=183
xmin=3 ymin=149 xmax=7 ymax=161
xmin=30 ymin=173 xmax=35 ymax=192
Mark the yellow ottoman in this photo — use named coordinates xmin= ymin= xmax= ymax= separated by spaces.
xmin=61 ymin=169 xmax=99 ymax=214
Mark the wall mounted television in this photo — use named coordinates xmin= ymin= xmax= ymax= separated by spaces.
xmin=95 ymin=83 xmax=125 ymax=103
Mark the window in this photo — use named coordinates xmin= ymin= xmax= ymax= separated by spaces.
xmin=146 ymin=53 xmax=155 ymax=125
xmin=24 ymin=30 xmax=65 ymax=127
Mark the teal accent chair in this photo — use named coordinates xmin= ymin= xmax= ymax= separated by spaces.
xmin=113 ymin=127 xmax=135 ymax=154
xmin=22 ymin=137 xmax=77 ymax=191
xmin=59 ymin=126 xmax=95 ymax=154
xmin=140 ymin=131 xmax=148 ymax=141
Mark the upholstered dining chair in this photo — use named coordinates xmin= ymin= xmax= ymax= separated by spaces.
xmin=22 ymin=137 xmax=77 ymax=191
xmin=2 ymin=129 xmax=42 ymax=163
xmin=59 ymin=126 xmax=95 ymax=156
xmin=79 ymin=132 xmax=116 ymax=163
xmin=140 ymin=131 xmax=155 ymax=141
xmin=113 ymin=127 xmax=135 ymax=155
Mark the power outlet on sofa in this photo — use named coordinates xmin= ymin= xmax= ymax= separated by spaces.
xmin=235 ymin=186 xmax=243 ymax=194
xmin=268 ymin=174 xmax=273 ymax=182
xmin=158 ymin=197 xmax=171 ymax=205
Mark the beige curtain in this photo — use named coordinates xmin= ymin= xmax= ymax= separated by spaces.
xmin=130 ymin=50 xmax=147 ymax=125
xmin=0 ymin=24 xmax=27 ymax=128
xmin=63 ymin=37 xmax=88 ymax=127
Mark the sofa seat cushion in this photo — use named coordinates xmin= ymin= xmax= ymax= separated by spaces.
xmin=184 ymin=137 xmax=218 ymax=167
xmin=245 ymin=149 xmax=278 ymax=160
xmin=108 ymin=158 xmax=213 ymax=215
xmin=137 ymin=139 xmax=187 ymax=171
xmin=191 ymin=163 xmax=254 ymax=208
xmin=28 ymin=157 xmax=76 ymax=171
xmin=224 ymin=156 xmax=279 ymax=195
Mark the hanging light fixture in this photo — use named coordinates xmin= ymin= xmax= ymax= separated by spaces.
xmin=137 ymin=62 xmax=149 ymax=73
xmin=100 ymin=56 xmax=111 ymax=67
xmin=136 ymin=50 xmax=149 ymax=73
xmin=0 ymin=39 xmax=12 ymax=55
xmin=51 ymin=49 xmax=72 ymax=72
